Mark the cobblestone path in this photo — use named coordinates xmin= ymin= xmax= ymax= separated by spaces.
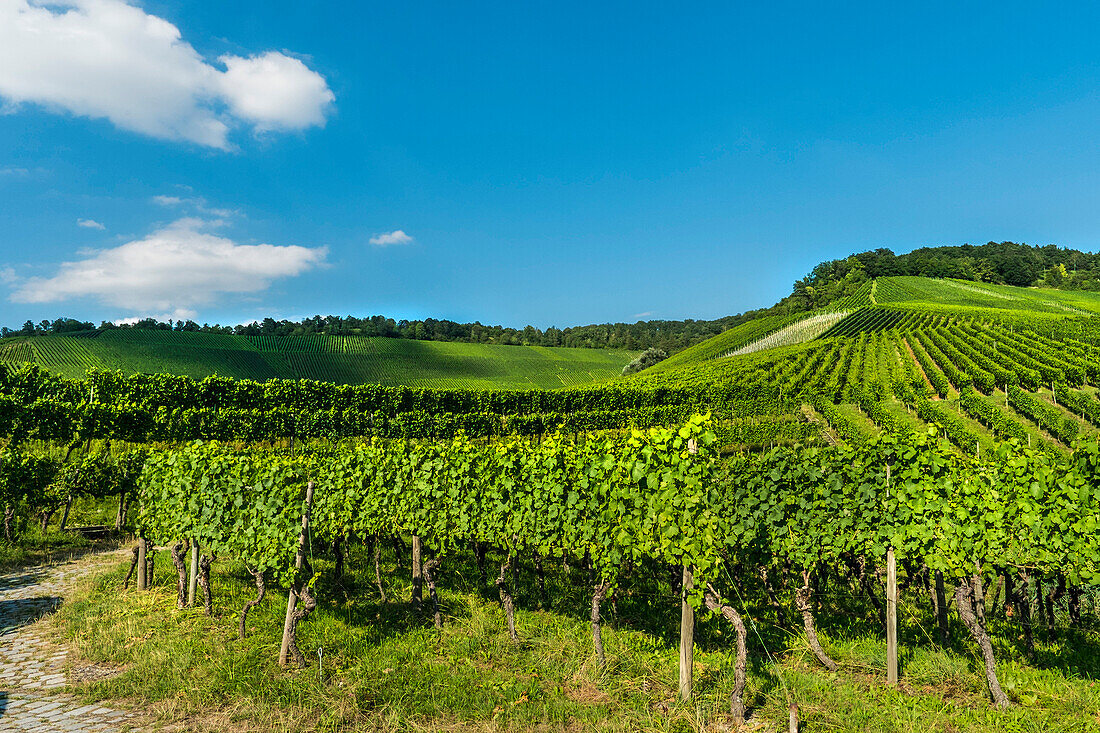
xmin=0 ymin=551 xmax=142 ymax=732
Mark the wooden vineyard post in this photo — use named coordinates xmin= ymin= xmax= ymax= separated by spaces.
xmin=188 ymin=542 xmax=199 ymax=606
xmin=411 ymin=535 xmax=423 ymax=611
xmin=280 ymin=481 xmax=315 ymax=667
xmin=678 ymin=438 xmax=697 ymax=703
xmin=137 ymin=536 xmax=147 ymax=590
xmin=886 ymin=547 xmax=898 ymax=684
xmin=679 ymin=565 xmax=694 ymax=702
xmin=885 ymin=463 xmax=898 ymax=686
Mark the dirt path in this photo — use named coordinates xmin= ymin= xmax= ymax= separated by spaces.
xmin=0 ymin=548 xmax=141 ymax=732
xmin=801 ymin=403 xmax=839 ymax=446
xmin=901 ymin=337 xmax=941 ymax=399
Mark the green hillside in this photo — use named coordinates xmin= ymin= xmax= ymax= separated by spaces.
xmin=651 ymin=276 xmax=1100 ymax=374
xmin=873 ymin=275 xmax=1100 ymax=316
xmin=624 ymin=276 xmax=1100 ymax=452
xmin=649 ymin=281 xmax=877 ymax=373
xmin=0 ymin=329 xmax=635 ymax=389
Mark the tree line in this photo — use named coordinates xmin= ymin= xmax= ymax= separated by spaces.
xmin=1 ymin=313 xmax=744 ymax=353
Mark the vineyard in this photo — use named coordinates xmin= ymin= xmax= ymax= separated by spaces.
xmin=4 ymin=276 xmax=1100 ymax=730
xmin=5 ymin=407 xmax=1100 ymax=728
xmin=0 ymin=329 xmax=634 ymax=389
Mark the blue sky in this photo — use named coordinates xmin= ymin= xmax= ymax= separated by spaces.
xmin=3 ymin=1 xmax=1100 ymax=329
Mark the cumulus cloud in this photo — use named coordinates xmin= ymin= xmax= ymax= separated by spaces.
xmin=218 ymin=52 xmax=333 ymax=132
xmin=369 ymin=230 xmax=414 ymax=246
xmin=77 ymin=218 xmax=105 ymax=229
xmin=10 ymin=218 xmax=327 ymax=312
xmin=0 ymin=0 xmax=335 ymax=149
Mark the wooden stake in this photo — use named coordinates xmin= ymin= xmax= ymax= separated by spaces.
xmin=679 ymin=437 xmax=700 ymax=703
xmin=886 ymin=547 xmax=898 ymax=685
xmin=679 ymin=565 xmax=694 ymax=702
xmin=886 ymin=462 xmax=897 ymax=685
xmin=279 ymin=481 xmax=315 ymax=667
xmin=137 ymin=536 xmax=147 ymax=591
xmin=411 ymin=535 xmax=423 ymax=611
xmin=59 ymin=494 xmax=74 ymax=531
xmin=188 ymin=541 xmax=199 ymax=606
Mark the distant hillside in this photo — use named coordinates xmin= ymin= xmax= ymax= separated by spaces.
xmin=0 ymin=329 xmax=635 ymax=389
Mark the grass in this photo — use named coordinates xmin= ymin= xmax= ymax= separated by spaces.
xmin=0 ymin=495 xmax=130 ymax=570
xmin=0 ymin=331 xmax=635 ymax=389
xmin=0 ymin=526 xmax=95 ymax=570
xmin=48 ymin=543 xmax=1100 ymax=732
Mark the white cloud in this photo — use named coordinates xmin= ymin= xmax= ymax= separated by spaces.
xmin=77 ymin=218 xmax=105 ymax=229
xmin=0 ymin=0 xmax=334 ymax=149
xmin=10 ymin=218 xmax=327 ymax=312
xmin=0 ymin=167 xmax=28 ymax=176
xmin=218 ymin=52 xmax=334 ymax=132
xmin=0 ymin=267 xmax=15 ymax=285
xmin=369 ymin=230 xmax=414 ymax=246
xmin=152 ymin=195 xmax=183 ymax=206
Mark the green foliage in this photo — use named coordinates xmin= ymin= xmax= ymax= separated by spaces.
xmin=875 ymin=275 xmax=1100 ymax=316
xmin=649 ymin=313 xmax=804 ymax=370
xmin=0 ymin=362 xmax=782 ymax=443
xmin=912 ymin=399 xmax=982 ymax=452
xmin=819 ymin=307 xmax=908 ymax=338
xmin=1006 ymin=385 xmax=1080 ymax=446
xmin=137 ymin=416 xmax=721 ymax=598
xmin=906 ymin=336 xmax=952 ymax=399
xmin=621 ymin=348 xmax=669 ymax=375
xmin=812 ymin=398 xmax=870 ymax=446
xmin=958 ymin=387 xmax=1057 ymax=455
xmin=134 ymin=414 xmax=1100 ymax=597
xmin=910 ymin=330 xmax=972 ymax=392
xmin=0 ymin=451 xmax=58 ymax=516
xmin=713 ymin=414 xmax=820 ymax=448
xmin=1053 ymin=382 xmax=1100 ymax=427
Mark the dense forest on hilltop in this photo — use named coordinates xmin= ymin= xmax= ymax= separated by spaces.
xmin=5 ymin=241 xmax=1095 ymax=352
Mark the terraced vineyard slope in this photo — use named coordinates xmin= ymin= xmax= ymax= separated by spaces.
xmin=626 ymin=276 xmax=1100 ymax=452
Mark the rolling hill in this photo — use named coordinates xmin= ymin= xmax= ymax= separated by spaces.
xmin=0 ymin=329 xmax=635 ymax=390
xmin=627 ymin=276 xmax=1100 ymax=452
